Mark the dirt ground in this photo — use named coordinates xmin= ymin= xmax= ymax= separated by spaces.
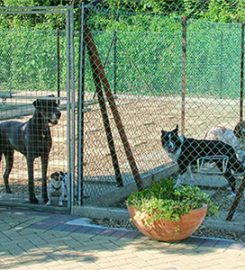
xmin=0 ymin=94 xmax=244 ymax=217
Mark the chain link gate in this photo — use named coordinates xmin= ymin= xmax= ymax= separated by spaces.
xmin=0 ymin=6 xmax=75 ymax=211
xmin=77 ymin=0 xmax=244 ymax=227
xmin=0 ymin=1 xmax=243 ymax=228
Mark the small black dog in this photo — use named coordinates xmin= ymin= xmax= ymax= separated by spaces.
xmin=161 ymin=125 xmax=244 ymax=194
xmin=0 ymin=96 xmax=61 ymax=204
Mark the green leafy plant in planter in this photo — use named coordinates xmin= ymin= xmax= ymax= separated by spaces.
xmin=127 ymin=178 xmax=219 ymax=242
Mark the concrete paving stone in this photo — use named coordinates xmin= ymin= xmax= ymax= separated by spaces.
xmin=46 ymin=261 xmax=81 ymax=270
xmin=120 ymin=264 xmax=141 ymax=270
xmin=8 ymin=266 xmax=30 ymax=270
xmin=0 ymin=208 xmax=244 ymax=270
xmin=154 ymin=260 xmax=189 ymax=270
xmin=107 ymin=253 xmax=137 ymax=262
xmin=43 ymin=259 xmax=65 ymax=267
xmin=0 ymin=232 xmax=11 ymax=241
xmin=0 ymin=249 xmax=16 ymax=256
xmin=229 ymin=242 xmax=245 ymax=250
xmin=73 ymin=226 xmax=97 ymax=234
xmin=1 ymin=264 xmax=14 ymax=270
xmin=66 ymin=266 xmax=90 ymax=270
xmin=62 ymin=238 xmax=85 ymax=246
xmin=69 ymin=232 xmax=95 ymax=241
xmin=91 ymin=260 xmax=125 ymax=269
xmin=27 ymin=265 xmax=49 ymax=270
xmin=17 ymin=241 xmax=38 ymax=251
xmin=97 ymin=266 xmax=125 ymax=270
xmin=126 ymin=257 xmax=153 ymax=268
xmin=81 ymin=262 xmax=103 ymax=270
xmin=107 ymin=248 xmax=139 ymax=258
xmin=134 ymin=251 xmax=163 ymax=261
xmin=233 ymin=265 xmax=245 ymax=270
xmin=224 ymin=248 xmax=245 ymax=256
xmin=28 ymin=236 xmax=50 ymax=246
xmin=7 ymin=247 xmax=28 ymax=256
xmin=139 ymin=264 xmax=169 ymax=270
xmin=190 ymin=260 xmax=223 ymax=270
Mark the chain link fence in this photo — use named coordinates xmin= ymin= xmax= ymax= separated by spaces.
xmin=0 ymin=1 xmax=244 ymax=226
xmin=78 ymin=0 xmax=245 ymax=225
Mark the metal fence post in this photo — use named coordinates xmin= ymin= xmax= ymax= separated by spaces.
xmin=113 ymin=30 xmax=117 ymax=95
xmin=56 ymin=28 xmax=61 ymax=104
xmin=240 ymin=23 xmax=244 ymax=122
xmin=77 ymin=3 xmax=86 ymax=206
xmin=66 ymin=6 xmax=75 ymax=212
xmin=181 ymin=16 xmax=187 ymax=134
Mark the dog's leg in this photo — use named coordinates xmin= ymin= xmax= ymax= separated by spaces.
xmin=27 ymin=156 xmax=38 ymax=204
xmin=174 ymin=174 xmax=185 ymax=188
xmin=186 ymin=165 xmax=195 ymax=184
xmin=59 ymin=182 xmax=65 ymax=206
xmin=224 ymin=171 xmax=236 ymax=196
xmin=175 ymin=160 xmax=188 ymax=188
xmin=3 ymin=151 xmax=14 ymax=193
xmin=46 ymin=184 xmax=52 ymax=206
xmin=217 ymin=161 xmax=236 ymax=195
xmin=41 ymin=155 xmax=49 ymax=203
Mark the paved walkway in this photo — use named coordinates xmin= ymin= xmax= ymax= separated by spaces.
xmin=0 ymin=207 xmax=244 ymax=270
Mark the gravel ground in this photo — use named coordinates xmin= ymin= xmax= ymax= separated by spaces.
xmin=92 ymin=217 xmax=245 ymax=243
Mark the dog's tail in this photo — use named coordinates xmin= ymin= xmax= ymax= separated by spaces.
xmin=228 ymin=150 xmax=244 ymax=173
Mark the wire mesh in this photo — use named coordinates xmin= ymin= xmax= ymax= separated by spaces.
xmin=78 ymin=1 xmax=245 ymax=225
xmin=0 ymin=6 xmax=74 ymax=207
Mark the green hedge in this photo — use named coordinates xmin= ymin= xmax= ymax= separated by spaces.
xmin=0 ymin=19 xmax=242 ymax=99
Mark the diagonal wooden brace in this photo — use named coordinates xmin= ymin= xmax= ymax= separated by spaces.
xmin=84 ymin=25 xmax=144 ymax=191
xmin=226 ymin=176 xmax=245 ymax=221
xmin=89 ymin=53 xmax=123 ymax=187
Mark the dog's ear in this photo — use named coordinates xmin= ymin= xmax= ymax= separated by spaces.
xmin=174 ymin=125 xmax=179 ymax=133
xmin=234 ymin=121 xmax=245 ymax=138
xmin=33 ymin=100 xmax=37 ymax=108
xmin=51 ymin=172 xmax=59 ymax=179
xmin=33 ymin=99 xmax=43 ymax=109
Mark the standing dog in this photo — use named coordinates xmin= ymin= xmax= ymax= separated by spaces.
xmin=46 ymin=171 xmax=68 ymax=206
xmin=0 ymin=96 xmax=61 ymax=204
xmin=205 ymin=122 xmax=245 ymax=162
xmin=161 ymin=125 xmax=244 ymax=194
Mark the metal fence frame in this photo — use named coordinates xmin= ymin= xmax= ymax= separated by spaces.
xmin=0 ymin=5 xmax=76 ymax=212
xmin=77 ymin=2 xmax=245 ymax=223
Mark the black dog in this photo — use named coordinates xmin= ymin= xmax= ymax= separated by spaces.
xmin=0 ymin=96 xmax=61 ymax=204
xmin=161 ymin=125 xmax=244 ymax=194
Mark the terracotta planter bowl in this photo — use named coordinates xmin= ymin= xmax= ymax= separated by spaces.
xmin=127 ymin=204 xmax=208 ymax=242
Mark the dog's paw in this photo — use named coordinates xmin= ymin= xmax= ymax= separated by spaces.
xmin=6 ymin=187 xmax=12 ymax=193
xmin=46 ymin=201 xmax=51 ymax=206
xmin=58 ymin=201 xmax=64 ymax=207
xmin=227 ymin=191 xmax=236 ymax=198
xmin=174 ymin=183 xmax=182 ymax=189
xmin=42 ymin=196 xmax=49 ymax=204
xmin=30 ymin=197 xmax=39 ymax=204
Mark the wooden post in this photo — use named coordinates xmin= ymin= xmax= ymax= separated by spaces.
xmin=84 ymin=25 xmax=144 ymax=191
xmin=226 ymin=177 xmax=245 ymax=221
xmin=89 ymin=54 xmax=123 ymax=187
